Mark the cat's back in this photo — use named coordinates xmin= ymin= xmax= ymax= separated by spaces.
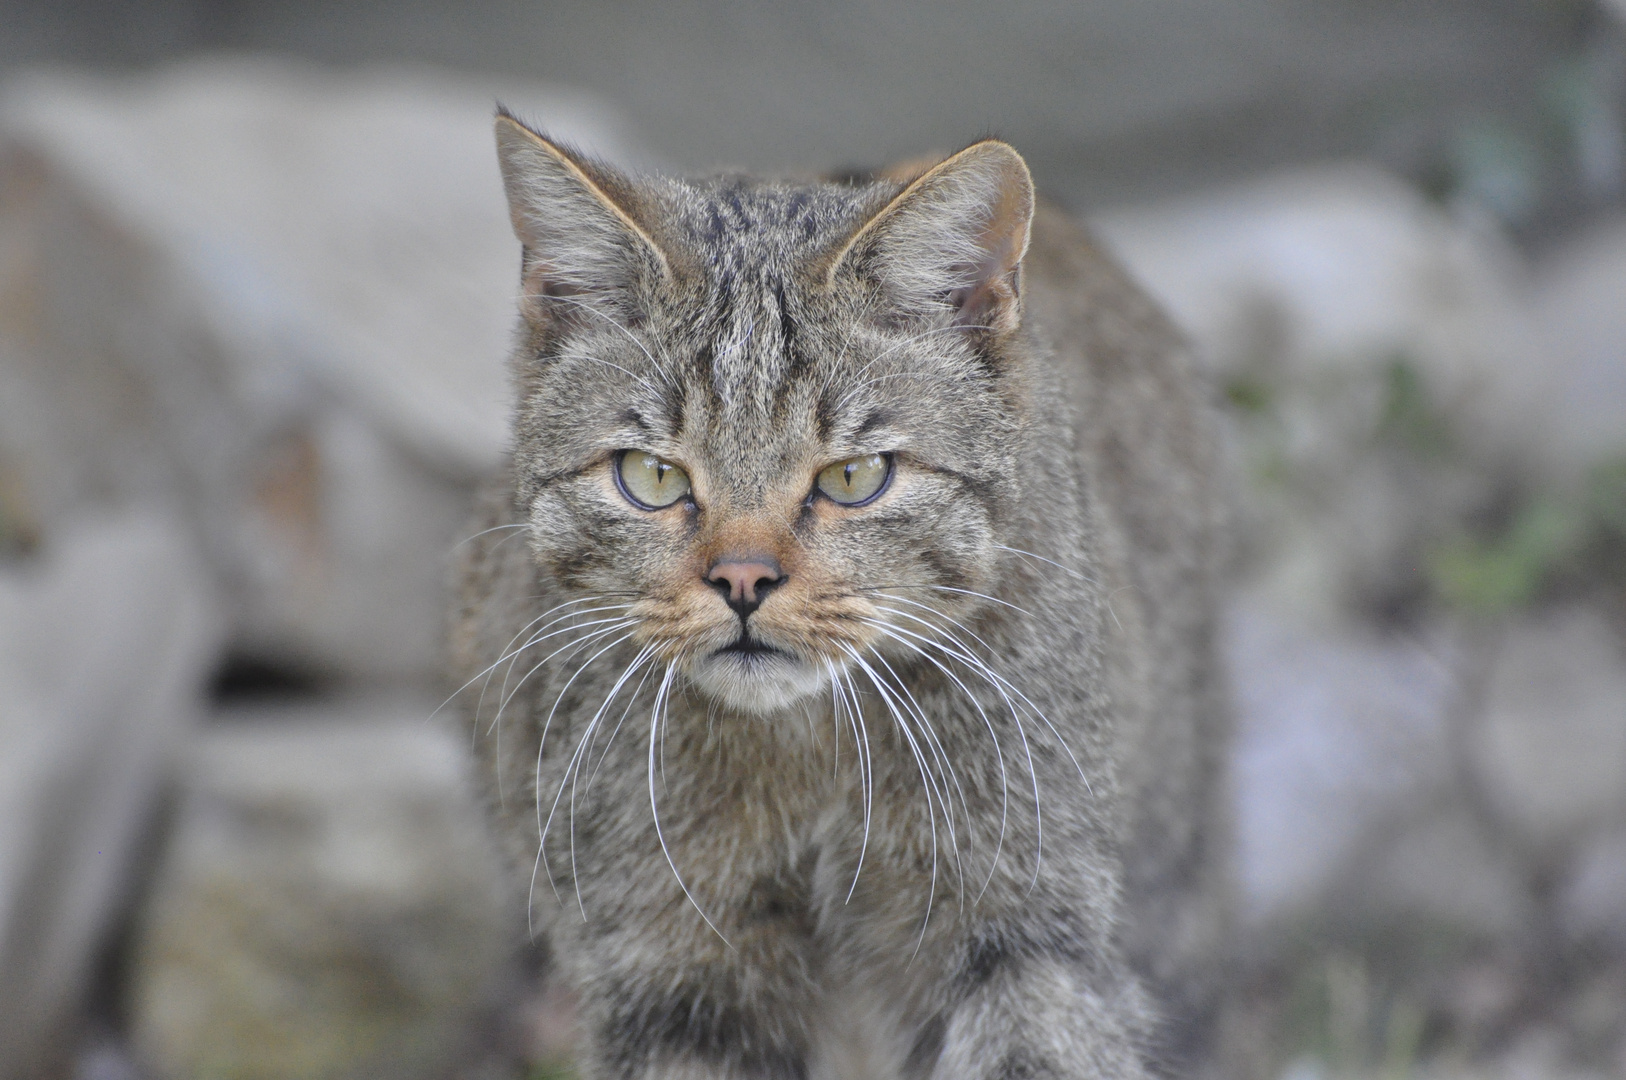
xmin=1024 ymin=201 xmax=1234 ymax=1056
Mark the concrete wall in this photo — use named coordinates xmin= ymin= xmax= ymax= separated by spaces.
xmin=0 ymin=0 xmax=1588 ymax=208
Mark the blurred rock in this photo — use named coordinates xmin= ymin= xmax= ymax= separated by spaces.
xmin=0 ymin=58 xmax=639 ymax=682
xmin=1225 ymin=599 xmax=1457 ymax=923
xmin=127 ymin=699 xmax=512 ymax=1080
xmin=1473 ymin=606 xmax=1626 ymax=849
xmin=1346 ymin=801 xmax=1532 ymax=942
xmin=0 ymin=512 xmax=220 ymax=1079
xmin=1092 ymin=165 xmax=1560 ymax=628
xmin=1092 ymin=163 xmax=1537 ymax=432
xmin=1561 ymin=827 xmax=1626 ymax=950
xmin=71 ymin=1034 xmax=143 ymax=1080
xmin=1526 ymin=215 xmax=1626 ymax=473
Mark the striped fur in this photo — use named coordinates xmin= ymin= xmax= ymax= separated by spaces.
xmin=451 ymin=114 xmax=1232 ymax=1080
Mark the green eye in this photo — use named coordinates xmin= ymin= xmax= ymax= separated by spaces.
xmin=616 ymin=451 xmax=692 ymax=509
xmin=816 ymin=454 xmax=891 ymax=506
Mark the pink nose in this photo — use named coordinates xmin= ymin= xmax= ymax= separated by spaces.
xmin=706 ymin=557 xmax=786 ymax=614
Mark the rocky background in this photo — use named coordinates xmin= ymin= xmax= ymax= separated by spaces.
xmin=0 ymin=2 xmax=1622 ymax=1078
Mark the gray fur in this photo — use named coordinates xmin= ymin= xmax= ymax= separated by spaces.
xmin=452 ymin=114 xmax=1232 ymax=1080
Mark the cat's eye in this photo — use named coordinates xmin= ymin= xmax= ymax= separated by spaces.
xmin=815 ymin=454 xmax=891 ymax=506
xmin=616 ymin=451 xmax=692 ymax=509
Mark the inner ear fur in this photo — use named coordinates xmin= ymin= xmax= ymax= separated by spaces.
xmin=828 ymin=140 xmax=1035 ymax=335
xmin=494 ymin=109 xmax=669 ymax=326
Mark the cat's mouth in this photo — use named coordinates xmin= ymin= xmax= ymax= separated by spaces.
xmin=687 ymin=631 xmax=827 ymax=714
xmin=715 ymin=634 xmax=789 ymax=658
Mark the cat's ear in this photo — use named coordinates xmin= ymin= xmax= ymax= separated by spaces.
xmin=494 ymin=109 xmax=668 ymax=326
xmin=829 ymin=140 xmax=1034 ymax=335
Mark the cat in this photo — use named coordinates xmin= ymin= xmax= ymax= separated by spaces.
xmin=450 ymin=109 xmax=1233 ymax=1080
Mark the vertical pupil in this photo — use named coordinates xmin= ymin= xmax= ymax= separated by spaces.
xmin=655 ymin=461 xmax=668 ymax=485
xmin=844 ymin=462 xmax=856 ymax=487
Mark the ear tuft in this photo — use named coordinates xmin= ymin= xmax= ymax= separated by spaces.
xmin=831 ymin=140 xmax=1034 ymax=335
xmin=493 ymin=111 xmax=667 ymax=327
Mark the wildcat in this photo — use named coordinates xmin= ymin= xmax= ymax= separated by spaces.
xmin=451 ymin=110 xmax=1232 ymax=1080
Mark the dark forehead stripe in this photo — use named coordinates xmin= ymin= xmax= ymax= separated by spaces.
xmin=662 ymin=178 xmax=876 ymax=422
xmin=672 ymin=177 xmax=872 ymax=272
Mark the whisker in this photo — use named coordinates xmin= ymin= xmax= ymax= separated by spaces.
xmin=865 ymin=610 xmax=1050 ymax=892
xmin=869 ymin=607 xmax=1084 ymax=791
xmin=571 ymin=353 xmax=664 ymax=394
xmin=861 ymin=582 xmax=1033 ymax=617
xmin=524 ymin=627 xmax=640 ymax=936
xmin=840 ymin=644 xmax=941 ymax=959
xmin=839 ymin=322 xmax=996 ymax=395
xmin=863 ymin=645 xmax=970 ymax=906
xmin=583 ymin=658 xmax=661 ymax=795
xmin=434 ymin=596 xmax=632 ymax=724
xmin=561 ymin=644 xmax=659 ymax=920
xmin=545 ymin=293 xmax=677 ymax=387
xmin=834 ymin=370 xmax=970 ymax=412
xmin=492 ymin=615 xmax=639 ymax=739
xmin=647 ymin=665 xmax=733 ymax=948
xmin=458 ymin=603 xmax=635 ymax=806
xmin=452 ymin=522 xmax=531 ymax=550
xmin=994 ymin=544 xmax=1101 ymax=585
xmin=863 ymin=619 xmax=1011 ymax=903
xmin=827 ymin=660 xmax=873 ymax=900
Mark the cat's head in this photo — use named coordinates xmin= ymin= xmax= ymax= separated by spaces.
xmin=495 ymin=111 xmax=1037 ymax=716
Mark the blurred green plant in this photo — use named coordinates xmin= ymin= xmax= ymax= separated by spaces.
xmin=1427 ymin=456 xmax=1626 ymax=617
xmin=1375 ymin=358 xmax=1452 ymax=460
xmin=529 ymin=1059 xmax=578 ymax=1080
xmin=1280 ymin=951 xmax=1429 ymax=1080
xmin=1223 ymin=343 xmax=1626 ymax=621
xmin=1428 ymin=498 xmax=1585 ymax=615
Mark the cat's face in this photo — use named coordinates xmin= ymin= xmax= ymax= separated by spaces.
xmin=497 ymin=118 xmax=1035 ymax=715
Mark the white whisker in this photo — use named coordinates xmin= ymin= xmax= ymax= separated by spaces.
xmin=524 ymin=627 xmax=639 ymax=936
xmin=865 ymin=608 xmax=1052 ymax=891
xmin=572 ymin=353 xmax=664 ymax=393
xmin=452 ymin=522 xmax=531 ymax=550
xmin=864 ymin=645 xmax=970 ymax=905
xmin=841 ymin=643 xmax=941 ymax=959
xmin=863 ymin=619 xmax=1011 ymax=903
xmin=545 ymin=293 xmax=677 ymax=387
xmin=560 ymin=644 xmax=659 ymax=920
xmin=995 ymin=543 xmax=1100 ymax=585
xmin=827 ymin=660 xmax=874 ymax=901
xmin=867 ymin=582 xmax=1033 ymax=617
xmin=838 ymin=322 xmax=996 ymax=399
xmin=524 ymin=627 xmax=638 ymax=923
xmin=434 ymin=596 xmax=632 ymax=724
xmin=647 ymin=665 xmax=733 ymax=948
xmin=871 ymin=602 xmax=1087 ymax=796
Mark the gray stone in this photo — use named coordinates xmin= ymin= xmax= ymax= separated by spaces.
xmin=0 ymin=59 xmax=638 ymax=682
xmin=1526 ymin=215 xmax=1626 ymax=474
xmin=1091 ymin=165 xmax=1557 ymax=627
xmin=1473 ymin=606 xmax=1626 ymax=850
xmin=126 ymin=700 xmax=512 ymax=1080
xmin=1343 ymin=800 xmax=1532 ymax=942
xmin=1224 ymin=599 xmax=1458 ymax=924
xmin=1562 ymin=826 xmax=1626 ymax=949
xmin=1091 ymin=164 xmax=1533 ymax=390
xmin=0 ymin=512 xmax=221 ymax=1079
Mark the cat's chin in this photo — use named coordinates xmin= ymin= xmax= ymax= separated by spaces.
xmin=687 ymin=649 xmax=829 ymax=715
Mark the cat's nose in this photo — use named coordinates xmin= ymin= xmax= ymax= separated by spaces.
xmin=706 ymin=556 xmax=786 ymax=617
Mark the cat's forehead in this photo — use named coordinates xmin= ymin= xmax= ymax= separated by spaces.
xmin=659 ymin=175 xmax=882 ymax=270
xmin=647 ymin=177 xmax=888 ymax=447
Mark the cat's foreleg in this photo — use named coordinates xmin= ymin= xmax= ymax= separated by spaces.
xmin=929 ymin=940 xmax=1155 ymax=1080
xmin=563 ymin=904 xmax=820 ymax=1080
